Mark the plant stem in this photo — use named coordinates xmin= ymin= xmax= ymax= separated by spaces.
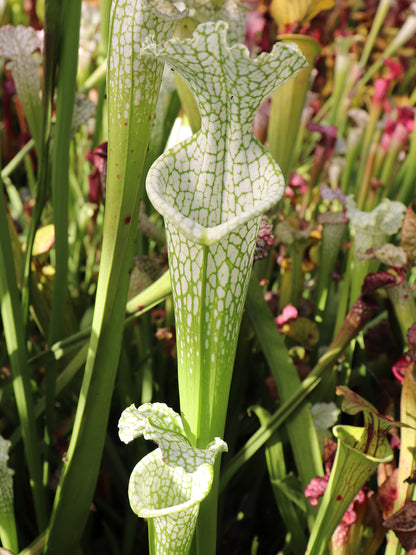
xmin=48 ymin=0 xmax=81 ymax=342
xmin=268 ymin=35 xmax=320 ymax=181
xmin=358 ymin=0 xmax=392 ymax=68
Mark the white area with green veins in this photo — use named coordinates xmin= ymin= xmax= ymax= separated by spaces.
xmin=0 ymin=436 xmax=13 ymax=516
xmin=108 ymin=0 xmax=186 ymax=160
xmin=119 ymin=403 xmax=227 ymax=553
xmin=146 ymin=20 xmax=307 ymax=445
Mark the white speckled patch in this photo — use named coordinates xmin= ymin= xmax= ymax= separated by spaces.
xmin=119 ymin=403 xmax=227 ymax=552
xmin=108 ymin=0 xmax=184 ymax=121
xmin=129 ymin=448 xmax=210 ymax=553
xmin=0 ymin=435 xmax=14 ymax=517
xmin=145 ymin=21 xmax=306 ymax=441
xmin=119 ymin=402 xmax=227 ymax=470
xmin=107 ymin=0 xmax=186 ymax=208
xmin=146 ymin=21 xmax=306 ymax=245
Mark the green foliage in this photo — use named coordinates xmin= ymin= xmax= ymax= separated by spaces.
xmin=1 ymin=1 xmax=416 ymax=554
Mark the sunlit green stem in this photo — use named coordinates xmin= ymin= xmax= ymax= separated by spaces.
xmin=0 ymin=508 xmax=18 ymax=555
xmin=82 ymin=59 xmax=107 ymax=94
xmin=42 ymin=0 xmax=61 ymax=158
xmin=289 ymin=237 xmax=309 ymax=307
xmin=14 ymin=1 xmax=62 ymax=328
xmin=91 ymin=0 xmax=111 ymax=146
xmin=333 ymin=253 xmax=353 ymax=337
xmin=1 ymin=138 xmax=33 ymax=222
xmin=340 ymin=128 xmax=362 ymax=194
xmin=253 ymin=406 xmax=308 ymax=553
xmin=358 ymin=0 xmax=392 ymax=68
xmin=21 ymin=7 xmax=59 ymax=326
xmin=278 ymin=256 xmax=293 ymax=313
xmin=356 ymin=112 xmax=381 ymax=210
xmin=268 ymin=35 xmax=320 ymax=181
xmin=398 ymin=113 xmax=416 ymax=204
xmin=358 ymin=16 xmax=416 ymax=88
xmin=19 ymin=532 xmax=46 ymax=555
xmin=378 ymin=143 xmax=403 ymax=201
xmin=328 ymin=37 xmax=357 ymax=133
xmin=361 ymin=143 xmax=382 ymax=212
xmin=315 ymin=212 xmax=348 ymax=326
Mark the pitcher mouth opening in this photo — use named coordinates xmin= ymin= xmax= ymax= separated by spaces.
xmin=146 ymin=181 xmax=283 ymax=246
xmin=129 ymin=451 xmax=213 ymax=518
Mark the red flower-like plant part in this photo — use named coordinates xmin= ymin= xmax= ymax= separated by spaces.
xmin=305 ymin=473 xmax=367 ymax=546
xmin=392 ymin=323 xmax=416 ymax=382
xmin=373 ymin=59 xmax=404 ymax=110
xmin=392 ymin=356 xmax=411 ymax=383
xmin=308 ymin=121 xmax=338 ymax=153
xmin=275 ymin=304 xmax=298 ymax=330
xmin=286 ymin=172 xmax=308 ymax=198
xmin=253 ymin=215 xmax=274 ymax=261
xmin=86 ymin=142 xmax=108 ymax=204
xmin=305 ymin=474 xmax=329 ymax=506
xmin=361 ymin=270 xmax=402 ymax=296
xmin=377 ymin=467 xmax=399 ymax=518
xmin=245 ymin=4 xmax=274 ymax=54
xmin=380 ymin=106 xmax=415 ymax=152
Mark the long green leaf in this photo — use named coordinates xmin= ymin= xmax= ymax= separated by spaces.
xmin=44 ymin=0 xmax=81 ymax=491
xmin=0 ymin=170 xmax=47 ymax=531
xmin=245 ymin=276 xmax=323 ymax=502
